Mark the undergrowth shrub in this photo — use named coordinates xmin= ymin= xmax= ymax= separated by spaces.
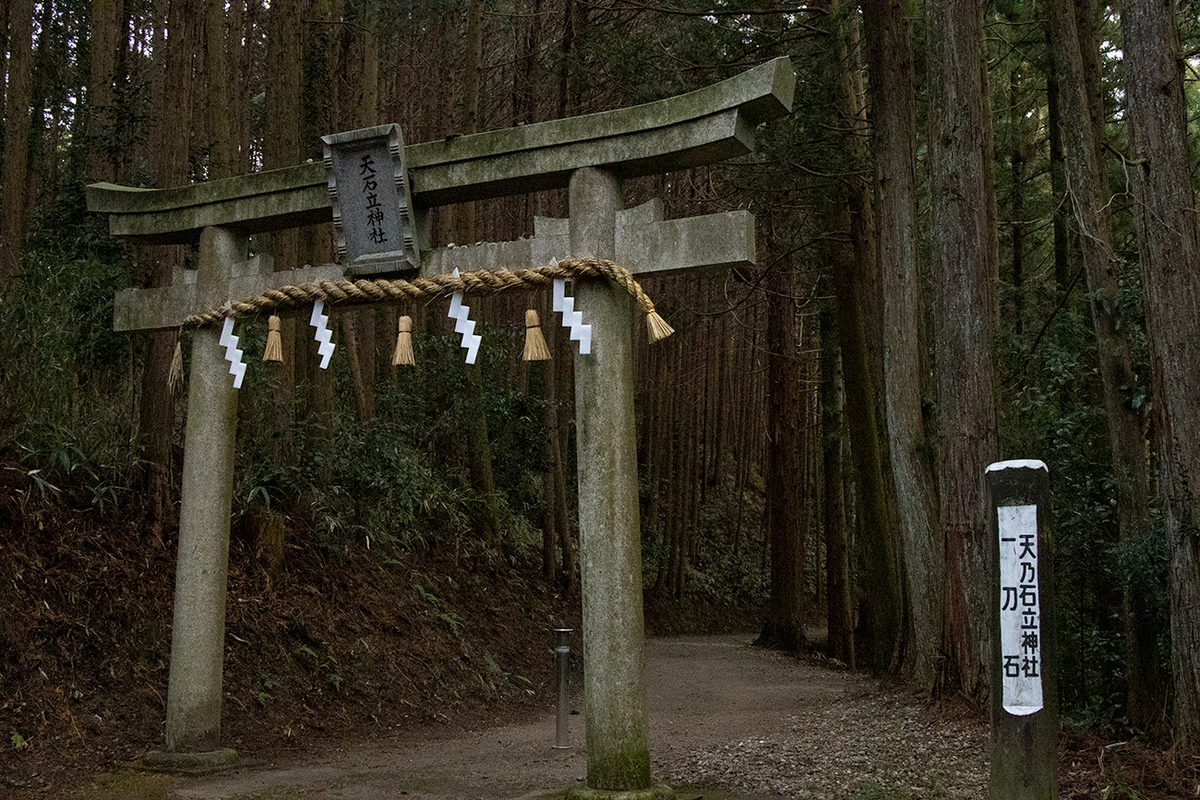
xmin=642 ymin=457 xmax=768 ymax=608
xmin=999 ymin=289 xmax=1169 ymax=730
xmin=0 ymin=233 xmax=139 ymax=514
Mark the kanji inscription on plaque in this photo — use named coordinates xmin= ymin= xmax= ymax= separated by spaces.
xmin=322 ymin=124 xmax=420 ymax=274
xmin=998 ymin=503 xmax=1043 ymax=716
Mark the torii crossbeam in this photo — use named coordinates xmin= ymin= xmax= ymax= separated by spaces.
xmin=88 ymin=57 xmax=794 ymax=795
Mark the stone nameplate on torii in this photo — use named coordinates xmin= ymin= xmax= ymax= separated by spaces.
xmin=87 ymin=56 xmax=794 ymax=793
xmin=321 ymin=123 xmax=423 ymax=275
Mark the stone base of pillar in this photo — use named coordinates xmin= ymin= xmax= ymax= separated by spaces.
xmin=139 ymin=747 xmax=237 ymax=775
xmin=514 ymin=785 xmax=682 ymax=800
xmin=566 ymin=784 xmax=677 ymax=800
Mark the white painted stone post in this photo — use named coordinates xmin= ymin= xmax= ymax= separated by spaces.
xmin=148 ymin=226 xmax=247 ymax=769
xmin=568 ymin=167 xmax=654 ymax=795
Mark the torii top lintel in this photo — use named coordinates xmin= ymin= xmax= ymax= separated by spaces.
xmin=86 ymin=58 xmax=795 ymax=245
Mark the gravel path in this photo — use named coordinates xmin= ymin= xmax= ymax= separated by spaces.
xmin=154 ymin=635 xmax=988 ymax=799
xmin=649 ymin=637 xmax=987 ymax=799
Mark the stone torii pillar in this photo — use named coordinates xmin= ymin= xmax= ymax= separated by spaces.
xmin=113 ymin=239 xmax=342 ymax=770
xmin=87 ymin=57 xmax=794 ymax=791
xmin=569 ymin=166 xmax=648 ymax=792
xmin=425 ymin=196 xmax=755 ymax=795
xmin=161 ymin=227 xmax=244 ymax=767
xmin=422 ymin=198 xmax=754 ymax=796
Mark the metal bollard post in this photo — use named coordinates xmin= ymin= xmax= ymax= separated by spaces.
xmin=553 ymin=628 xmax=573 ymax=749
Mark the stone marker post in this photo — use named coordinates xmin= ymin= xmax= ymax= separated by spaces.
xmin=147 ymin=227 xmax=247 ymax=769
xmin=985 ymin=459 xmax=1058 ymax=800
xmin=568 ymin=167 xmax=654 ymax=795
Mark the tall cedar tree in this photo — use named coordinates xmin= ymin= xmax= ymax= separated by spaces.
xmin=830 ymin=199 xmax=900 ymax=673
xmin=87 ymin=0 xmax=121 ymax=183
xmin=821 ymin=304 xmax=853 ymax=668
xmin=757 ymin=260 xmax=806 ymax=652
xmin=1044 ymin=47 xmax=1073 ymax=295
xmin=204 ymin=0 xmax=235 ymax=181
xmin=828 ymin=1 xmax=903 ymax=676
xmin=454 ymin=0 xmax=502 ymax=546
xmin=142 ymin=0 xmax=201 ymax=540
xmin=298 ymin=0 xmax=338 ymax=445
xmin=263 ymin=0 xmax=302 ymax=460
xmin=862 ymin=0 xmax=943 ymax=691
xmin=926 ymin=0 xmax=1000 ymax=701
xmin=1046 ymin=0 xmax=1164 ymax=731
xmin=0 ymin=0 xmax=36 ymax=285
xmin=1120 ymin=0 xmax=1200 ymax=747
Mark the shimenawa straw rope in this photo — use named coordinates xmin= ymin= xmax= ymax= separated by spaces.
xmin=183 ymin=257 xmax=674 ymax=344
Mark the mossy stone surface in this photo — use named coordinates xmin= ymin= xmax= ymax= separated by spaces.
xmin=139 ymin=747 xmax=238 ymax=776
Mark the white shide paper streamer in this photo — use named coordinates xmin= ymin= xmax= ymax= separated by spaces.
xmin=551 ymin=260 xmax=591 ymax=355
xmin=219 ymin=316 xmax=246 ymax=389
xmin=310 ymin=300 xmax=335 ymax=369
xmin=448 ymin=268 xmax=481 ymax=365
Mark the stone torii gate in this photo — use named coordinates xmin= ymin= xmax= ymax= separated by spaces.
xmin=88 ymin=57 xmax=794 ymax=795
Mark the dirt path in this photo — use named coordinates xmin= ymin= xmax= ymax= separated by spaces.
xmin=80 ymin=635 xmax=989 ymax=799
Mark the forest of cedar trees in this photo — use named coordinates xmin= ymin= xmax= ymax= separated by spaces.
xmin=2 ymin=0 xmax=1200 ymax=795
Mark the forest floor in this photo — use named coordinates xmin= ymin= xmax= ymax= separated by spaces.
xmin=15 ymin=635 xmax=1194 ymax=800
xmin=2 ymin=487 xmax=1194 ymax=799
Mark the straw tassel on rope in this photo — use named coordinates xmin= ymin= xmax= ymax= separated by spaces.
xmin=644 ymin=307 xmax=674 ymax=343
xmin=393 ymin=315 xmax=415 ymax=367
xmin=168 ymin=340 xmax=183 ymax=394
xmin=523 ymin=310 xmax=551 ymax=362
xmin=263 ymin=314 xmax=284 ymax=362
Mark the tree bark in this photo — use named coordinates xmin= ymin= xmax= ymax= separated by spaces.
xmin=205 ymin=0 xmax=234 ymax=180
xmin=1120 ymin=0 xmax=1200 ymax=747
xmin=926 ymin=0 xmax=999 ymax=702
xmin=228 ymin=0 xmax=250 ymax=175
xmin=454 ymin=0 xmax=501 ymax=546
xmin=821 ymin=305 xmax=853 ymax=668
xmin=862 ymin=0 xmax=942 ymax=690
xmin=1045 ymin=51 xmax=1072 ymax=297
xmin=756 ymin=262 xmax=805 ymax=653
xmin=27 ymin=0 xmax=58 ymax=213
xmin=831 ymin=200 xmax=901 ymax=674
xmin=299 ymin=0 xmax=338 ymax=447
xmin=1048 ymin=0 xmax=1165 ymax=733
xmin=264 ymin=0 xmax=303 ymax=462
xmin=1008 ymin=67 xmax=1027 ymax=336
xmin=87 ymin=0 xmax=121 ymax=183
xmin=0 ymin=2 xmax=10 ymax=119
xmin=140 ymin=0 xmax=201 ymax=539
xmin=0 ymin=0 xmax=36 ymax=285
xmin=453 ymin=0 xmax=486 ymax=245
xmin=820 ymin=2 xmax=902 ymax=675
xmin=342 ymin=313 xmax=374 ymax=423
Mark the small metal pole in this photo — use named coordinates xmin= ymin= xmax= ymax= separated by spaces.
xmin=553 ymin=628 xmax=573 ymax=749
